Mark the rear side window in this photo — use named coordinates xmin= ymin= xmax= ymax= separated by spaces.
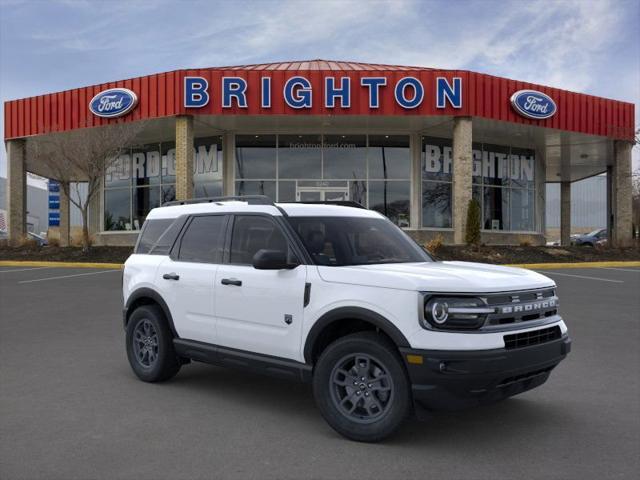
xmin=149 ymin=218 xmax=187 ymax=255
xmin=177 ymin=215 xmax=227 ymax=263
xmin=136 ymin=219 xmax=174 ymax=254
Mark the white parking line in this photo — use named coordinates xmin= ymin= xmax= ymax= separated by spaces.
xmin=540 ymin=271 xmax=624 ymax=283
xmin=598 ymin=267 xmax=640 ymax=273
xmin=0 ymin=267 xmax=54 ymax=273
xmin=18 ymin=269 xmax=121 ymax=284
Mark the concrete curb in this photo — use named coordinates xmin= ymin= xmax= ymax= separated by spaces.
xmin=1 ymin=260 xmax=639 ymax=270
xmin=0 ymin=260 xmax=124 ymax=269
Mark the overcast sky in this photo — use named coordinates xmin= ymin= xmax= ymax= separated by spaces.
xmin=1 ymin=0 xmax=638 ymax=180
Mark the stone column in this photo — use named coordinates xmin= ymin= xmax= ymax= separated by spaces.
xmin=560 ymin=181 xmax=571 ymax=246
xmin=610 ymin=141 xmax=633 ymax=247
xmin=409 ymin=133 xmax=422 ymax=229
xmin=452 ymin=117 xmax=473 ymax=244
xmin=6 ymin=139 xmax=27 ymax=245
xmin=59 ymin=182 xmax=70 ymax=247
xmin=222 ymin=133 xmax=235 ymax=196
xmin=175 ymin=115 xmax=194 ymax=201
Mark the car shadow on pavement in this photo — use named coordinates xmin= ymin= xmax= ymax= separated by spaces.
xmin=154 ymin=361 xmax=571 ymax=445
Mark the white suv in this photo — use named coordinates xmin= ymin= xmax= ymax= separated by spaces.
xmin=123 ymin=196 xmax=570 ymax=442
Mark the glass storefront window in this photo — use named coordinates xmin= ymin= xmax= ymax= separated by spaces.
xmin=133 ymin=186 xmax=160 ymax=230
xmin=483 ymin=186 xmax=509 ymax=230
xmin=368 ymin=135 xmax=410 ymax=179
xmin=509 ymin=147 xmax=535 ymax=189
xmin=322 ymin=135 xmax=366 ymax=180
xmin=105 ymin=153 xmax=131 ymax=188
xmin=278 ymin=134 xmax=322 ymax=179
xmin=132 ymin=143 xmax=161 ymax=187
xmin=194 ymin=136 xmax=223 ymax=198
xmin=236 ymin=180 xmax=277 ymax=199
xmin=161 ymin=142 xmax=176 ymax=184
xmin=161 ymin=184 xmax=176 ymax=205
xmin=510 ymin=188 xmax=535 ymax=231
xmin=422 ymin=136 xmax=537 ymax=232
xmin=482 ymin=143 xmax=510 ymax=187
xmin=235 ymin=135 xmax=276 ymax=179
xmin=369 ymin=181 xmax=410 ymax=227
xmin=422 ymin=181 xmax=452 ymax=228
xmin=104 ymin=188 xmax=131 ymax=231
xmin=422 ymin=136 xmax=452 ymax=182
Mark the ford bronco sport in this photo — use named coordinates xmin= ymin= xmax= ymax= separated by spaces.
xmin=123 ymin=195 xmax=570 ymax=442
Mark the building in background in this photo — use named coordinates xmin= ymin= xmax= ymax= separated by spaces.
xmin=3 ymin=60 xmax=635 ymax=247
xmin=0 ymin=176 xmax=48 ymax=234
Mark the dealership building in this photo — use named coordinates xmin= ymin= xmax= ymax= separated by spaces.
xmin=3 ymin=60 xmax=636 ymax=246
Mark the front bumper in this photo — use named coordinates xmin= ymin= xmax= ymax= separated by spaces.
xmin=400 ymin=334 xmax=571 ymax=411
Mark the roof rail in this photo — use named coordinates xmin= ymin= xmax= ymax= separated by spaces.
xmin=293 ymin=200 xmax=367 ymax=209
xmin=162 ymin=195 xmax=275 ymax=207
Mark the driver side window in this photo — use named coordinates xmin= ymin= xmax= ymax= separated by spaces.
xmin=229 ymin=215 xmax=292 ymax=265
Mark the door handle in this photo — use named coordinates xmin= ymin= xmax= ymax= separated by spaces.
xmin=162 ymin=273 xmax=180 ymax=281
xmin=221 ymin=278 xmax=242 ymax=286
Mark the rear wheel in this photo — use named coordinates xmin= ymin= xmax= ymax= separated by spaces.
xmin=313 ymin=332 xmax=411 ymax=442
xmin=126 ymin=305 xmax=181 ymax=382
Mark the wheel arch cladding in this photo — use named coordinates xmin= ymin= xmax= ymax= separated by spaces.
xmin=125 ymin=288 xmax=179 ymax=338
xmin=304 ymin=307 xmax=410 ymax=364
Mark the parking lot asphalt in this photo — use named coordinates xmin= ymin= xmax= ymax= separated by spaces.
xmin=1 ymin=265 xmax=639 ymax=480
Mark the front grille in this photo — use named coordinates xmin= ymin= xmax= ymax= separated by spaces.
xmin=483 ymin=288 xmax=558 ymax=328
xmin=503 ymin=326 xmax=561 ymax=350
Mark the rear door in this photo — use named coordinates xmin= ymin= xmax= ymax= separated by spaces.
xmin=214 ymin=214 xmax=307 ymax=361
xmin=156 ymin=214 xmax=228 ymax=345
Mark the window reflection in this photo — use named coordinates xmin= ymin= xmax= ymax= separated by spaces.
xmin=278 ymin=134 xmax=322 ymax=179
xmin=235 ymin=135 xmax=276 ymax=179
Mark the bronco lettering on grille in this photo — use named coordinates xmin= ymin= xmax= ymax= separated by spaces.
xmin=499 ymin=298 xmax=556 ymax=314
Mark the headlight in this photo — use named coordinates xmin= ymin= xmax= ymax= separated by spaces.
xmin=422 ymin=296 xmax=494 ymax=330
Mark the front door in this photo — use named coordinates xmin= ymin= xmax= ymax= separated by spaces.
xmin=214 ymin=215 xmax=307 ymax=361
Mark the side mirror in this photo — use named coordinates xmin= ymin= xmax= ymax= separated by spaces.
xmin=252 ymin=249 xmax=298 ymax=270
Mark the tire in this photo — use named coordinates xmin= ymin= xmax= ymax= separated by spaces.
xmin=126 ymin=304 xmax=181 ymax=382
xmin=312 ymin=331 xmax=411 ymax=442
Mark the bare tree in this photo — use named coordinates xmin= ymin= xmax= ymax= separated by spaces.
xmin=27 ymin=121 xmax=143 ymax=251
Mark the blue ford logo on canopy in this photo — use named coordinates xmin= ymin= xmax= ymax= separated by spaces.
xmin=89 ymin=88 xmax=138 ymax=118
xmin=510 ymin=90 xmax=556 ymax=120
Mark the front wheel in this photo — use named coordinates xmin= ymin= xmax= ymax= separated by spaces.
xmin=313 ymin=332 xmax=411 ymax=442
xmin=126 ymin=304 xmax=181 ymax=382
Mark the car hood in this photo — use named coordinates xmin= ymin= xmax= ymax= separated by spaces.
xmin=317 ymin=261 xmax=555 ymax=293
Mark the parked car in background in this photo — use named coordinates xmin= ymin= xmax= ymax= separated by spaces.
xmin=27 ymin=231 xmax=48 ymax=246
xmin=0 ymin=230 xmax=48 ymax=245
xmin=571 ymin=229 xmax=607 ymax=247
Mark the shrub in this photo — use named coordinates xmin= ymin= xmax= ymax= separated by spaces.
xmin=465 ymin=198 xmax=481 ymax=246
xmin=425 ymin=234 xmax=444 ymax=255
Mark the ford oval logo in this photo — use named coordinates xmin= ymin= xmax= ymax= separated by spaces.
xmin=89 ymin=88 xmax=138 ymax=118
xmin=510 ymin=90 xmax=556 ymax=120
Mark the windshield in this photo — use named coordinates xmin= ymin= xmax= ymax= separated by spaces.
xmin=287 ymin=216 xmax=432 ymax=266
